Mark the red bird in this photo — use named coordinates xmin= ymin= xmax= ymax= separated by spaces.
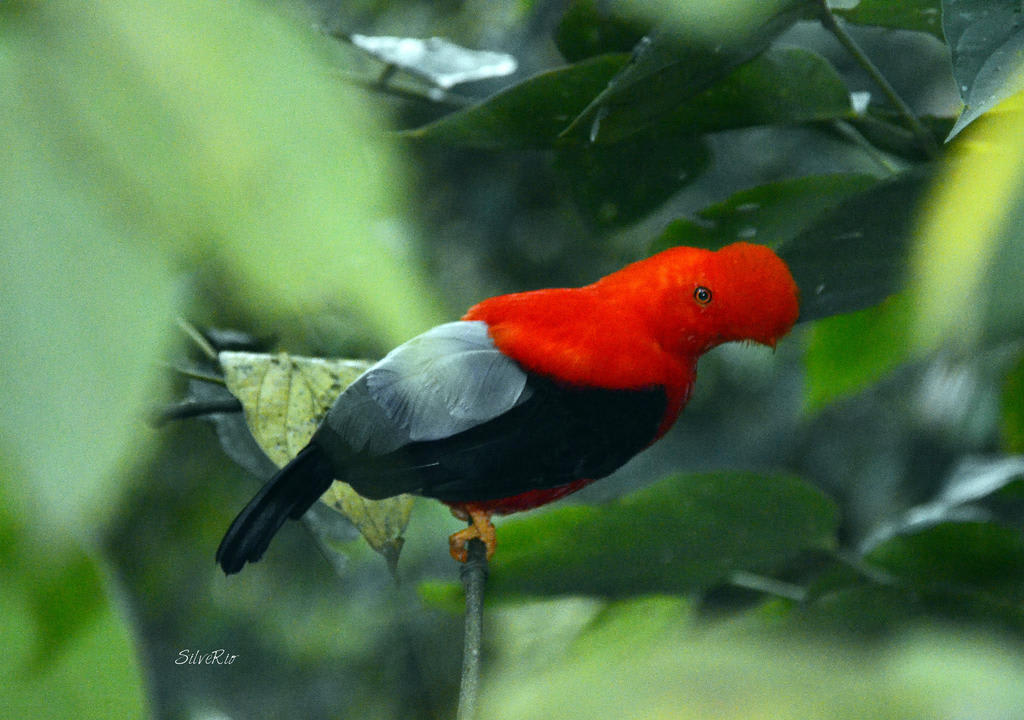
xmin=216 ymin=242 xmax=799 ymax=573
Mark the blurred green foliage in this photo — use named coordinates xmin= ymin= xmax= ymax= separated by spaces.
xmin=834 ymin=0 xmax=945 ymax=40
xmin=485 ymin=472 xmax=837 ymax=598
xmin=804 ymin=296 xmax=912 ymax=411
xmin=2 ymin=0 xmax=1023 ymax=719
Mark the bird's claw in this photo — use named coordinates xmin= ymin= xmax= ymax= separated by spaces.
xmin=448 ymin=504 xmax=496 ymax=562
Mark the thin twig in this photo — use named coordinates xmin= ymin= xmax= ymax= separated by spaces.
xmin=815 ymin=0 xmax=940 ymax=159
xmin=457 ymin=538 xmax=488 ymax=720
xmin=832 ymin=548 xmax=899 ymax=587
xmin=150 ymin=397 xmax=243 ymax=426
xmin=829 ymin=119 xmax=903 ymax=174
xmin=161 ymin=361 xmax=228 ymax=386
xmin=176 ymin=317 xmax=218 ymax=360
xmin=728 ymin=570 xmax=808 ymax=602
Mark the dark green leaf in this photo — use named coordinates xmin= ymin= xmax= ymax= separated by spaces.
xmin=401 ymin=54 xmax=628 ymax=149
xmin=654 ymin=47 xmax=853 ymax=136
xmin=798 ymin=584 xmax=930 ymax=635
xmin=834 ymin=0 xmax=945 ymax=40
xmin=652 ymin=173 xmax=878 ymax=253
xmin=561 ymin=0 xmax=817 ymax=144
xmin=867 ymin=521 xmax=1024 ymax=604
xmin=405 ymin=46 xmax=849 ymax=151
xmin=986 ymin=478 xmax=1024 ymax=529
xmin=555 ymin=0 xmax=650 ymax=62
xmin=798 ymin=581 xmax=1024 ymax=637
xmin=778 ymin=166 xmax=934 ymax=322
xmin=943 ymin=0 xmax=1024 ymax=138
xmin=1002 ymin=352 xmax=1024 ymax=453
xmin=487 ymin=472 xmax=838 ymax=598
xmin=556 ymin=133 xmax=710 ymax=228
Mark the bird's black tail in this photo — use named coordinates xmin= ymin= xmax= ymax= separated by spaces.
xmin=216 ymin=443 xmax=336 ymax=574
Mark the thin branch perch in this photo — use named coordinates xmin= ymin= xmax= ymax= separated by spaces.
xmin=457 ymin=538 xmax=488 ymax=720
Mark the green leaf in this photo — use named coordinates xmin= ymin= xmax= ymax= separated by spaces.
xmin=1002 ymin=353 xmax=1024 ymax=453
xmin=561 ymin=0 xmax=817 ymax=143
xmin=798 ymin=580 xmax=1024 ymax=637
xmin=803 ymin=295 xmax=913 ymax=411
xmin=219 ymin=351 xmax=413 ymax=563
xmin=552 ymin=48 xmax=851 ymax=228
xmin=834 ymin=0 xmax=945 ymax=40
xmin=555 ymin=0 xmax=650 ymax=62
xmin=405 ymin=46 xmax=849 ymax=152
xmin=652 ymin=173 xmax=879 ymax=253
xmin=487 ymin=472 xmax=838 ymax=598
xmin=778 ymin=166 xmax=933 ymax=322
xmin=556 ymin=133 xmax=710 ymax=227
xmin=943 ymin=0 xmax=1024 ymax=139
xmin=401 ymin=54 xmax=628 ymax=149
xmin=867 ymin=521 xmax=1024 ymax=605
xmin=654 ymin=47 xmax=853 ymax=135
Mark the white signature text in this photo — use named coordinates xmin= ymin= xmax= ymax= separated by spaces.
xmin=175 ymin=649 xmax=238 ymax=665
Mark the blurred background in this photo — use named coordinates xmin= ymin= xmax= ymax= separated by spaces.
xmin=3 ymin=1 xmax=1023 ymax=718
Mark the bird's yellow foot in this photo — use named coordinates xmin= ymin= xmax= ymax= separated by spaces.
xmin=448 ymin=504 xmax=496 ymax=562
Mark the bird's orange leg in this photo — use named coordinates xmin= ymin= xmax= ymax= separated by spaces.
xmin=448 ymin=504 xmax=496 ymax=562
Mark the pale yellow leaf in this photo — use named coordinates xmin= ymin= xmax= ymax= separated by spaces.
xmin=219 ymin=351 xmax=414 ymax=561
xmin=911 ymin=91 xmax=1024 ymax=350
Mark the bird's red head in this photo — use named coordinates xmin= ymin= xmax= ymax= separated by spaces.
xmin=598 ymin=242 xmax=800 ymax=357
xmin=466 ymin=241 xmax=799 ymax=392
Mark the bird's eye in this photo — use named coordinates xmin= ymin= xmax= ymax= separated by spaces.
xmin=694 ymin=286 xmax=712 ymax=305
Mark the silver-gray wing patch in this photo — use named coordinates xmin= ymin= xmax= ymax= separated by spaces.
xmin=321 ymin=321 xmax=531 ymax=456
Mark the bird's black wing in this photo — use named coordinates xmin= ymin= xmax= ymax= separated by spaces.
xmin=343 ymin=375 xmax=667 ymax=504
